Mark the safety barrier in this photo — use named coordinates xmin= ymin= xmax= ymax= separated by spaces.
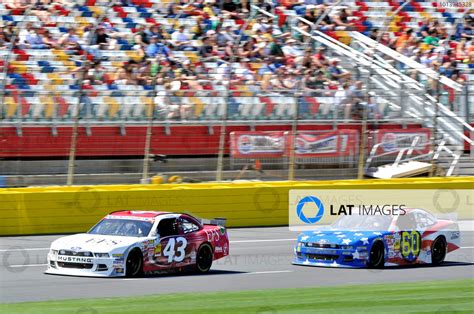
xmin=0 ymin=177 xmax=473 ymax=236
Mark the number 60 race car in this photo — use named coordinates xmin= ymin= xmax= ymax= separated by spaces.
xmin=46 ymin=211 xmax=229 ymax=277
xmin=293 ymin=208 xmax=460 ymax=268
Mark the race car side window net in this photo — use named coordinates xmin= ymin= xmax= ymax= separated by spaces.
xmin=157 ymin=218 xmax=179 ymax=237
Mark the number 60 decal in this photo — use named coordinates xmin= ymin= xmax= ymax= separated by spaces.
xmin=163 ymin=237 xmax=187 ymax=263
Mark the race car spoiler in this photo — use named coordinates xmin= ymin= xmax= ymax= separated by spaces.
xmin=201 ymin=218 xmax=227 ymax=227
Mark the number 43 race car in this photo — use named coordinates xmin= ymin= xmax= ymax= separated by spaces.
xmin=293 ymin=208 xmax=461 ymax=268
xmin=46 ymin=211 xmax=229 ymax=277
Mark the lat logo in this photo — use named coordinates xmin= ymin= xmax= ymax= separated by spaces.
xmin=330 ymin=204 xmax=354 ymax=215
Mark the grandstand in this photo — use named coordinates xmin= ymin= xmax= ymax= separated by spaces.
xmin=0 ymin=0 xmax=473 ymax=185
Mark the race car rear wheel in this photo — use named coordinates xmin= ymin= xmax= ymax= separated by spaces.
xmin=431 ymin=236 xmax=447 ymax=265
xmin=367 ymin=241 xmax=385 ymax=268
xmin=126 ymin=249 xmax=143 ymax=277
xmin=196 ymin=243 xmax=213 ymax=273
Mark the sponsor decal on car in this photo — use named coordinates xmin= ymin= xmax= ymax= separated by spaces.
xmin=154 ymin=243 xmax=162 ymax=256
xmin=57 ymin=256 xmax=93 ymax=263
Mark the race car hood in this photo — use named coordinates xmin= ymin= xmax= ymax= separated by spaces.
xmin=50 ymin=233 xmax=142 ymax=253
xmin=297 ymin=230 xmax=391 ymax=246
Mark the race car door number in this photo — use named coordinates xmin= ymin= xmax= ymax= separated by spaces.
xmin=163 ymin=237 xmax=187 ymax=263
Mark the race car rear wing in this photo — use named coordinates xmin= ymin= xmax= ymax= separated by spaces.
xmin=201 ymin=218 xmax=227 ymax=227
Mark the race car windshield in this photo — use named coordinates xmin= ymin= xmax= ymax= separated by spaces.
xmin=331 ymin=215 xmax=392 ymax=231
xmin=88 ymin=219 xmax=153 ymax=237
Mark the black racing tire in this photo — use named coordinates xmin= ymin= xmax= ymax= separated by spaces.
xmin=126 ymin=249 xmax=143 ymax=277
xmin=367 ymin=241 xmax=385 ymax=268
xmin=431 ymin=236 xmax=447 ymax=266
xmin=195 ymin=243 xmax=213 ymax=274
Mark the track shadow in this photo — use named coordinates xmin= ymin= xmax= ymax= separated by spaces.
xmin=291 ymin=261 xmax=474 ymax=270
xmin=44 ymin=269 xmax=247 ymax=279
xmin=381 ymin=261 xmax=474 ymax=270
xmin=141 ymin=269 xmax=248 ymax=279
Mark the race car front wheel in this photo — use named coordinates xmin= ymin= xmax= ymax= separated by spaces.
xmin=367 ymin=241 xmax=385 ymax=268
xmin=431 ymin=236 xmax=447 ymax=265
xmin=196 ymin=243 xmax=213 ymax=273
xmin=126 ymin=249 xmax=143 ymax=277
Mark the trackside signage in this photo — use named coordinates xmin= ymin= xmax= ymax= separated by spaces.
xmin=289 ymin=189 xmax=473 ymax=232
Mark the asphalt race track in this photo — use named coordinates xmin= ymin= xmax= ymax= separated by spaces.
xmin=1 ymin=227 xmax=473 ymax=303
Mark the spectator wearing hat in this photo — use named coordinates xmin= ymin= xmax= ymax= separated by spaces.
xmin=328 ymin=58 xmax=350 ymax=81
xmin=146 ymin=36 xmax=171 ymax=58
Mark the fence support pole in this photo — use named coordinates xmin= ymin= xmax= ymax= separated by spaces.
xmin=66 ymin=101 xmax=80 ymax=186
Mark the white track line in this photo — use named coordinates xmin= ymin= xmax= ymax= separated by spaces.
xmin=0 ymin=239 xmax=297 ymax=252
xmin=231 ymin=238 xmax=296 ymax=243
xmin=8 ymin=263 xmax=47 ymax=268
xmin=244 ymin=270 xmax=293 ymax=275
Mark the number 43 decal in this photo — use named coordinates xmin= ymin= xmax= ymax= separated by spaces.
xmin=163 ymin=237 xmax=187 ymax=263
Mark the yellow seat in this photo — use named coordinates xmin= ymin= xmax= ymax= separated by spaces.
xmin=5 ymin=97 xmax=17 ymax=118
xmin=140 ymin=97 xmax=153 ymax=105
xmin=184 ymin=52 xmax=199 ymax=63
xmin=420 ymin=12 xmax=432 ymax=19
xmin=11 ymin=64 xmax=27 ymax=74
xmin=190 ymin=97 xmax=204 ymax=117
xmin=125 ymin=51 xmax=142 ymax=62
xmin=335 ymin=31 xmax=351 ymax=45
xmin=40 ymin=96 xmax=54 ymax=118
xmin=104 ymin=97 xmax=119 ymax=118
xmin=52 ymin=50 xmax=69 ymax=61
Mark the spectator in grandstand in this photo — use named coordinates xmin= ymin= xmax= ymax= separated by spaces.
xmin=170 ymin=25 xmax=194 ymax=51
xmin=87 ymin=61 xmax=106 ymax=85
xmin=136 ymin=60 xmax=156 ymax=86
xmin=314 ymin=4 xmax=335 ymax=31
xmin=3 ymin=21 xmax=15 ymax=41
xmin=303 ymin=70 xmax=327 ymax=92
xmin=282 ymin=69 xmax=299 ymax=90
xmin=58 ymin=28 xmax=82 ymax=53
xmin=41 ymin=29 xmax=60 ymax=49
xmin=332 ymin=8 xmax=354 ymax=30
xmin=179 ymin=60 xmax=204 ymax=91
xmin=30 ymin=0 xmax=54 ymax=23
xmin=25 ymin=26 xmax=47 ymax=49
xmin=199 ymin=36 xmax=218 ymax=60
xmin=145 ymin=24 xmax=164 ymax=41
xmin=0 ymin=32 xmax=8 ymax=49
xmin=4 ymin=0 xmax=31 ymax=10
xmin=281 ymin=38 xmax=303 ymax=59
xmin=133 ymin=25 xmax=149 ymax=46
xmin=92 ymin=26 xmax=111 ymax=50
xmin=238 ymin=39 xmax=262 ymax=61
xmin=221 ymin=0 xmax=242 ymax=18
xmin=18 ymin=22 xmax=35 ymax=47
xmin=69 ymin=61 xmax=93 ymax=84
xmin=333 ymin=82 xmax=353 ymax=121
xmin=395 ymin=28 xmax=414 ymax=50
xmin=423 ymin=29 xmax=440 ymax=48
xmin=114 ymin=61 xmax=138 ymax=86
xmin=216 ymin=25 xmax=235 ymax=47
xmin=223 ymin=41 xmax=235 ymax=61
xmin=367 ymin=95 xmax=381 ymax=120
xmin=328 ymin=58 xmax=350 ymax=81
xmin=146 ymin=36 xmax=172 ymax=58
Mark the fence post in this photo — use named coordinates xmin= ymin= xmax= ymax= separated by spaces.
xmin=141 ymin=91 xmax=157 ymax=183
xmin=288 ymin=93 xmax=299 ymax=181
xmin=66 ymin=96 xmax=80 ymax=185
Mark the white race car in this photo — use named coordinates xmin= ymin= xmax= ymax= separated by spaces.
xmin=46 ymin=211 xmax=229 ymax=277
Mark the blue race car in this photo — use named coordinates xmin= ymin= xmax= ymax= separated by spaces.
xmin=293 ymin=209 xmax=460 ymax=268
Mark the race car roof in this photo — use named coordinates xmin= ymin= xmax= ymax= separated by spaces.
xmin=107 ymin=211 xmax=171 ymax=218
